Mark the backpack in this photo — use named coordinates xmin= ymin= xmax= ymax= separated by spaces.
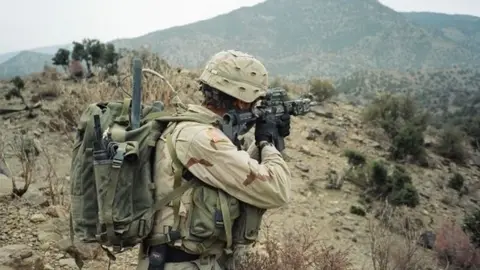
xmin=69 ymin=98 xmax=217 ymax=254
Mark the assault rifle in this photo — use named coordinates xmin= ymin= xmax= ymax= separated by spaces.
xmin=220 ymin=87 xmax=316 ymax=151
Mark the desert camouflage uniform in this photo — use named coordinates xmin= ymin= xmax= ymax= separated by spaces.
xmin=137 ymin=50 xmax=292 ymax=269
xmin=136 ymin=105 xmax=291 ymax=269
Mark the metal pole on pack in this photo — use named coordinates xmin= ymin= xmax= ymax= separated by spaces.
xmin=131 ymin=57 xmax=143 ymax=129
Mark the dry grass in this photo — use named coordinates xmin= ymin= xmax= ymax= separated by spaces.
xmin=43 ymin=147 xmax=68 ymax=206
xmin=1 ymin=132 xmax=39 ymax=197
xmin=434 ymin=219 xmax=480 ymax=269
xmin=236 ymin=222 xmax=353 ymax=270
xmin=365 ymin=201 xmax=439 ymax=270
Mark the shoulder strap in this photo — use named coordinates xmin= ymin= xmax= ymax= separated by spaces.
xmin=114 ymin=98 xmax=132 ymax=126
xmin=152 ymin=125 xmax=196 ymax=212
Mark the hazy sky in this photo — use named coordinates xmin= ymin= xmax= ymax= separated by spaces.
xmin=0 ymin=0 xmax=479 ymax=53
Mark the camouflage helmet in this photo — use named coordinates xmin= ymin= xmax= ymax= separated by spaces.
xmin=199 ymin=50 xmax=268 ymax=103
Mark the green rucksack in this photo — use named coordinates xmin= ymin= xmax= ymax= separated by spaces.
xmin=69 ymin=98 xmax=217 ymax=254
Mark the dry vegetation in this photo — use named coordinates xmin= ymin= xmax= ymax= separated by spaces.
xmin=1 ymin=51 xmax=480 ymax=270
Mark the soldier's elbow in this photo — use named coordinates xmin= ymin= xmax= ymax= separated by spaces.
xmin=273 ymin=193 xmax=290 ymax=208
xmin=266 ymin=177 xmax=291 ymax=209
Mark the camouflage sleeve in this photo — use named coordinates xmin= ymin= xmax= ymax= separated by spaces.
xmin=174 ymin=126 xmax=291 ymax=209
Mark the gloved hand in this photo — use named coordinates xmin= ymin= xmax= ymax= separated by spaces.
xmin=255 ymin=114 xmax=277 ymax=144
xmin=276 ymin=113 xmax=291 ymax=138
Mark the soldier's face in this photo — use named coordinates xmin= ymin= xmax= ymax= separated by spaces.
xmin=233 ymin=100 xmax=253 ymax=112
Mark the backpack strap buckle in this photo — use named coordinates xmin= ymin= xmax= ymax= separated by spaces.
xmin=112 ymin=146 xmax=126 ymax=168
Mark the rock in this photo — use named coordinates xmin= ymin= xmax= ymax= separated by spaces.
xmin=311 ymin=107 xmax=333 ymax=118
xmin=33 ymin=129 xmax=42 ymax=137
xmin=471 ymin=154 xmax=480 ymax=167
xmin=22 ymin=183 xmax=49 ymax=207
xmin=295 ymin=163 xmax=310 ymax=172
xmin=350 ymin=135 xmax=365 ymax=143
xmin=46 ymin=205 xmax=68 ymax=219
xmin=30 ymin=213 xmax=47 ymax=223
xmin=369 ymin=141 xmax=382 ymax=150
xmin=306 ymin=128 xmax=322 ymax=141
xmin=0 ymin=159 xmax=11 ymax=177
xmin=299 ymin=146 xmax=315 ymax=156
xmin=0 ymin=244 xmax=44 ymax=269
xmin=418 ymin=231 xmax=436 ymax=249
xmin=37 ymin=231 xmax=62 ymax=243
xmin=0 ymin=174 xmax=12 ymax=196
xmin=59 ymin=258 xmax=77 ymax=269
xmin=424 ymin=137 xmax=435 ymax=148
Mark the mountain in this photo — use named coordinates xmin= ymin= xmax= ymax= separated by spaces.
xmin=110 ymin=0 xmax=480 ymax=80
xmin=0 ymin=44 xmax=67 ymax=65
xmin=0 ymin=51 xmax=55 ymax=79
xmin=3 ymin=0 xmax=480 ymax=80
xmin=0 ymin=52 xmax=18 ymax=65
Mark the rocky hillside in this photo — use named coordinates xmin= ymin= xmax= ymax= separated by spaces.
xmin=403 ymin=11 xmax=480 ymax=53
xmin=334 ymin=67 xmax=480 ymax=123
xmin=0 ymin=54 xmax=479 ymax=269
xmin=0 ymin=51 xmax=56 ymax=79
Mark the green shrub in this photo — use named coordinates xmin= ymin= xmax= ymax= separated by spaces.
xmin=448 ymin=172 xmax=465 ymax=192
xmin=350 ymin=205 xmax=366 ymax=216
xmin=363 ymin=92 xmax=429 ymax=163
xmin=370 ymin=160 xmax=389 ymax=191
xmin=343 ymin=149 xmax=366 ymax=167
xmin=463 ymin=208 xmax=480 ymax=248
xmin=366 ymin=162 xmax=420 ymax=208
xmin=389 ymin=123 xmax=426 ymax=161
xmin=309 ymin=78 xmax=336 ymax=102
xmin=436 ymin=126 xmax=468 ymax=164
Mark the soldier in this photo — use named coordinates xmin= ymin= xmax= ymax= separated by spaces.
xmin=136 ymin=50 xmax=292 ymax=270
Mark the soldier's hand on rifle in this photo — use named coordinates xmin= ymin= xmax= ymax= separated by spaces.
xmin=254 ymin=114 xmax=278 ymax=145
xmin=276 ymin=112 xmax=291 ymax=138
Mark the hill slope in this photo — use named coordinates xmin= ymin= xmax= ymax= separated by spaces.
xmin=111 ymin=0 xmax=480 ymax=79
xmin=0 ymin=52 xmax=17 ymax=65
xmin=0 ymin=51 xmax=55 ymax=79
xmin=334 ymin=67 xmax=480 ymax=124
xmin=0 ymin=44 xmax=67 ymax=65
xmin=403 ymin=12 xmax=480 ymax=54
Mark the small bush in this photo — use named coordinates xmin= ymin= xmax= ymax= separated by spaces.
xmin=366 ymin=162 xmax=420 ymax=208
xmin=448 ymin=172 xmax=465 ymax=192
xmin=370 ymin=160 xmax=389 ymax=189
xmin=363 ymin=92 xmax=429 ymax=163
xmin=309 ymin=78 xmax=336 ymax=102
xmin=10 ymin=76 xmax=25 ymax=90
xmin=436 ymin=126 xmax=468 ymax=164
xmin=350 ymin=205 xmax=366 ymax=216
xmin=368 ymin=213 xmax=434 ymax=270
xmin=389 ymin=123 xmax=426 ymax=162
xmin=463 ymin=208 xmax=480 ymax=248
xmin=387 ymin=166 xmax=420 ymax=208
xmin=343 ymin=149 xmax=366 ymax=167
xmin=434 ymin=220 xmax=480 ymax=269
